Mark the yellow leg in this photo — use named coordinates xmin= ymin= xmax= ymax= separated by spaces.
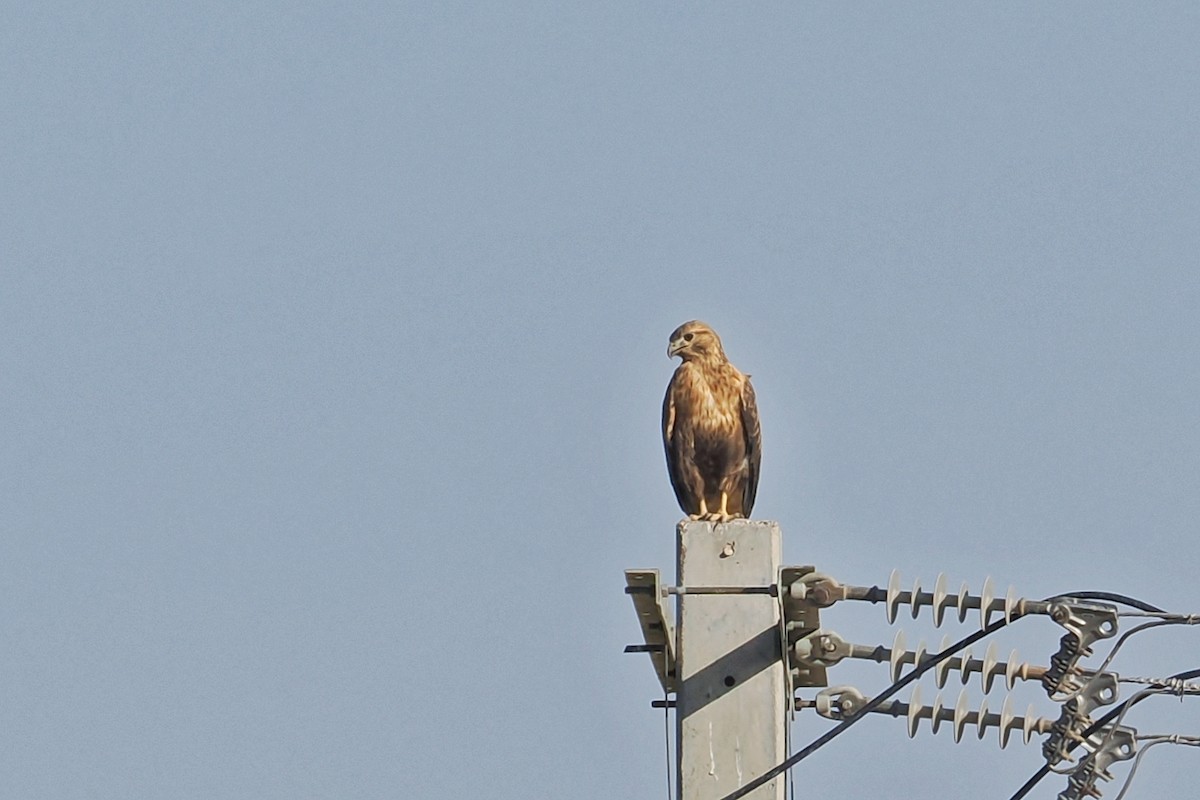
xmin=688 ymin=496 xmax=710 ymax=521
xmin=716 ymin=491 xmax=732 ymax=522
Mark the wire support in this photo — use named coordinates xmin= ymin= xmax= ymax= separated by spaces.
xmin=1007 ymin=667 xmax=1200 ymax=800
xmin=1120 ymin=675 xmax=1200 ymax=694
xmin=1051 ymin=618 xmax=1198 ymax=703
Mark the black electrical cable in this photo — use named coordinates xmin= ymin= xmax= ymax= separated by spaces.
xmin=1056 ymin=591 xmax=1164 ymax=614
xmin=1006 ymin=667 xmax=1200 ymax=800
xmin=718 ymin=611 xmax=1028 ymax=800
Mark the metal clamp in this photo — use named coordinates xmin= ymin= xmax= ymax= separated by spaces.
xmin=1043 ymin=673 xmax=1121 ymax=767
xmin=1042 ymin=601 xmax=1119 ymax=695
xmin=791 ymin=629 xmax=851 ymax=669
xmin=1057 ymin=725 xmax=1138 ymax=800
xmin=813 ymin=686 xmax=867 ymax=720
xmin=779 ymin=566 xmax=829 ymax=689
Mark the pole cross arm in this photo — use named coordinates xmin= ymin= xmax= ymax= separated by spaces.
xmin=624 ymin=569 xmax=677 ymax=693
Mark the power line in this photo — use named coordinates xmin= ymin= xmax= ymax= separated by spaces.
xmin=1113 ymin=735 xmax=1200 ymax=800
xmin=1058 ymin=592 xmax=1164 ymax=614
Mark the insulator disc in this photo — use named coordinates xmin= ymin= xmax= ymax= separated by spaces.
xmin=980 ymin=576 xmax=995 ymax=628
xmin=957 ymin=581 xmax=970 ymax=623
xmin=906 ymin=686 xmax=922 ymax=738
xmin=933 ymin=573 xmax=948 ymax=627
xmin=998 ymin=696 xmax=1015 ymax=749
xmin=890 ymin=630 xmax=906 ymax=682
xmin=935 ymin=635 xmax=953 ymax=688
xmin=1005 ymin=650 xmax=1021 ymax=690
xmin=982 ymin=642 xmax=999 ymax=694
xmin=886 ymin=569 xmax=901 ymax=624
xmin=952 ymin=691 xmax=970 ymax=743
xmin=930 ymin=693 xmax=946 ymax=735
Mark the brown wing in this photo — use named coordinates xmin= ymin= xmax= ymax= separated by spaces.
xmin=739 ymin=376 xmax=762 ymax=516
xmin=663 ymin=367 xmax=703 ymax=515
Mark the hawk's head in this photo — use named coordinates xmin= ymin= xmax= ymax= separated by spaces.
xmin=668 ymin=320 xmax=726 ymax=363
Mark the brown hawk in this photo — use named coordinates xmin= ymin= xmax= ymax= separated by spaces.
xmin=662 ymin=321 xmax=762 ymax=521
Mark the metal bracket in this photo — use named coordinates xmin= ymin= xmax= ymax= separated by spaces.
xmin=813 ymin=685 xmax=867 ymax=720
xmin=1048 ymin=600 xmax=1119 ymax=649
xmin=1042 ymin=601 xmax=1119 ymax=695
xmin=779 ymin=566 xmax=828 ymax=689
xmin=791 ymin=629 xmax=851 ymax=669
xmin=1074 ymin=673 xmax=1120 ymax=718
xmin=1043 ymin=672 xmax=1121 ymax=767
xmin=623 ymin=569 xmax=677 ymax=693
xmin=1058 ymin=725 xmax=1138 ymax=799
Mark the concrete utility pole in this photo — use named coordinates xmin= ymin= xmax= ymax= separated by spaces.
xmin=626 ymin=520 xmax=816 ymax=799
xmin=675 ymin=520 xmax=786 ymax=800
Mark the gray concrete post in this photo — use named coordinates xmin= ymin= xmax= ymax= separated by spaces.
xmin=676 ymin=520 xmax=786 ymax=800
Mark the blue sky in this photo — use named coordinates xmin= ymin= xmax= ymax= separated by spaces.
xmin=3 ymin=3 xmax=1200 ymax=798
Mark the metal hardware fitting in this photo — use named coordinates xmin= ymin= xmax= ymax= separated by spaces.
xmin=779 ymin=565 xmax=828 ymax=689
xmin=1043 ymin=673 xmax=1121 ymax=767
xmin=1056 ymin=725 xmax=1138 ymax=800
xmin=622 ymin=569 xmax=677 ymax=692
xmin=1042 ymin=601 xmax=1119 ymax=695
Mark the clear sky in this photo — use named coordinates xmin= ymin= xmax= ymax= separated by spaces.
xmin=3 ymin=3 xmax=1200 ymax=798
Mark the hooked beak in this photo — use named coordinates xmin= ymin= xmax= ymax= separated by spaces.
xmin=668 ymin=339 xmax=683 ymax=358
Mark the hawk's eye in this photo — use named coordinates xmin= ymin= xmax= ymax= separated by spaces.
xmin=684 ymin=332 xmax=694 ymax=342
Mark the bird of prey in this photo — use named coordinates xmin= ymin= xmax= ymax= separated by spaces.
xmin=662 ymin=320 xmax=762 ymax=521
